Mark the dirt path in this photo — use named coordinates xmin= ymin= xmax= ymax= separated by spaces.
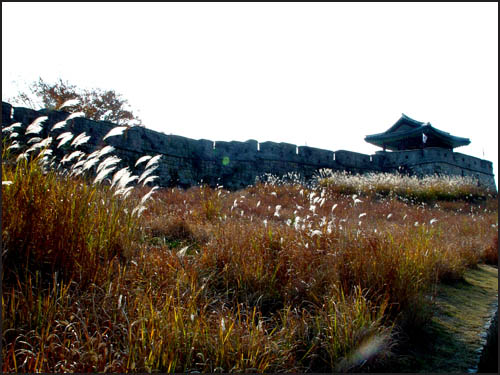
xmin=387 ymin=264 xmax=498 ymax=373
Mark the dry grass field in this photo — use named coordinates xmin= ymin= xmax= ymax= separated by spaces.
xmin=2 ymin=114 xmax=497 ymax=372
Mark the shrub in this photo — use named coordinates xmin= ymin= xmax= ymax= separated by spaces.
xmin=1 ymin=147 xmax=140 ymax=287
xmin=483 ymin=232 xmax=498 ymax=265
xmin=317 ymin=169 xmax=494 ymax=203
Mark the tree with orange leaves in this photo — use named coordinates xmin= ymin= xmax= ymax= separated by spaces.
xmin=8 ymin=77 xmax=142 ymax=126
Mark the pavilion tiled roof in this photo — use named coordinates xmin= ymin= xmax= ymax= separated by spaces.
xmin=365 ymin=114 xmax=471 ymax=150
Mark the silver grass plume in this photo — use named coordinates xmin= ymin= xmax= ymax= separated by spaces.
xmin=96 ymin=155 xmax=121 ymax=175
xmin=58 ymin=98 xmax=80 ymax=110
xmin=2 ymin=122 xmax=22 ymax=133
xmin=25 ymin=116 xmax=48 ymax=135
xmin=103 ymin=126 xmax=128 ymax=140
xmin=94 ymin=166 xmax=117 ymax=185
xmin=71 ymin=132 xmax=90 ymax=148
xmin=7 ymin=141 xmax=20 ymax=150
xmin=135 ymin=155 xmax=152 ymax=167
xmin=142 ymin=175 xmax=158 ymax=186
xmin=51 ymin=120 xmax=67 ymax=132
xmin=57 ymin=132 xmax=74 ymax=148
xmin=27 ymin=137 xmax=43 ymax=144
xmin=111 ymin=167 xmax=131 ymax=188
xmin=97 ymin=145 xmax=115 ymax=158
xmin=61 ymin=150 xmax=85 ymax=164
xmin=140 ymin=186 xmax=159 ymax=206
xmin=65 ymin=112 xmax=85 ymax=121
xmin=145 ymin=154 xmax=162 ymax=169
xmin=27 ymin=137 xmax=52 ymax=153
xmin=138 ymin=165 xmax=158 ymax=184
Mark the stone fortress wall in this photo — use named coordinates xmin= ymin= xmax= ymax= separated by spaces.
xmin=2 ymin=101 xmax=496 ymax=191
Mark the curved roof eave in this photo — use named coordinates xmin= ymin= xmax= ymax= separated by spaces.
xmin=425 ymin=124 xmax=470 ymax=146
xmin=365 ymin=126 xmax=424 ymax=142
xmin=384 ymin=113 xmax=425 ymax=133
xmin=365 ymin=125 xmax=470 ymax=148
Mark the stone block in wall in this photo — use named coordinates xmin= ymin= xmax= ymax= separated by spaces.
xmin=12 ymin=106 xmax=41 ymax=128
xmin=213 ymin=140 xmax=257 ymax=161
xmin=369 ymin=153 xmax=385 ymax=170
xmin=161 ymin=134 xmax=198 ymax=158
xmin=196 ymin=139 xmax=216 ymax=160
xmin=298 ymin=146 xmax=334 ymax=166
xmin=333 ymin=150 xmax=371 ymax=169
xmin=259 ymin=141 xmax=279 ymax=157
xmin=120 ymin=127 xmax=162 ymax=152
xmin=233 ymin=140 xmax=258 ymax=158
xmin=177 ymin=165 xmax=196 ymax=187
xmin=245 ymin=139 xmax=258 ymax=151
xmin=2 ymin=102 xmax=13 ymax=125
xmin=259 ymin=141 xmax=299 ymax=161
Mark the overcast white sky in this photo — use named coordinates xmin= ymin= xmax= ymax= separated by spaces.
xmin=2 ymin=2 xmax=498 ymax=185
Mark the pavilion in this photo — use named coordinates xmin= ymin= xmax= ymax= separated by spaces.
xmin=365 ymin=114 xmax=471 ymax=151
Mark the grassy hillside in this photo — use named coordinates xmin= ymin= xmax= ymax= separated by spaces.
xmin=1 ymin=116 xmax=498 ymax=372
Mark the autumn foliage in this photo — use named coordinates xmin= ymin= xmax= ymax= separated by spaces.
xmin=8 ymin=77 xmax=142 ymax=126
